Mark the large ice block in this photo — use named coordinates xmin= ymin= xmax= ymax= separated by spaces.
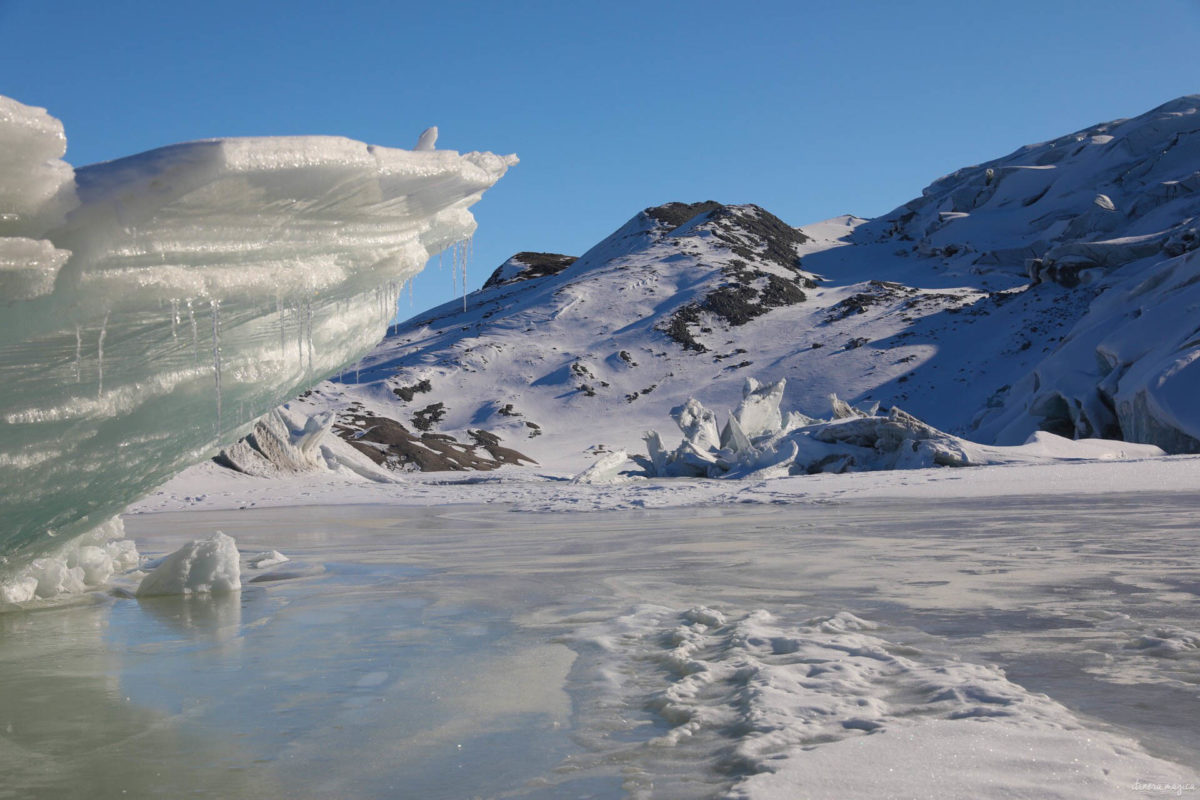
xmin=0 ymin=95 xmax=515 ymax=571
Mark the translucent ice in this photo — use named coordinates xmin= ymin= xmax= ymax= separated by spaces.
xmin=0 ymin=517 xmax=139 ymax=605
xmin=0 ymin=95 xmax=515 ymax=573
xmin=414 ymin=126 xmax=438 ymax=151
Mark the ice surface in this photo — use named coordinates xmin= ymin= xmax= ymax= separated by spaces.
xmin=82 ymin=498 xmax=1200 ymax=798
xmin=569 ymin=449 xmax=631 ymax=484
xmin=0 ymin=94 xmax=515 ymax=574
xmin=135 ymin=531 xmax=241 ymax=596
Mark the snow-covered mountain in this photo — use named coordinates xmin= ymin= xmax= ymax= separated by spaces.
xmin=283 ymin=95 xmax=1200 ymax=474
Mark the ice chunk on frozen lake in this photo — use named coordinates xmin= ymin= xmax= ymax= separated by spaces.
xmin=136 ymin=532 xmax=241 ymax=596
xmin=570 ymin=449 xmax=632 ymax=484
xmin=245 ymin=550 xmax=289 ymax=569
xmin=0 ymin=94 xmax=515 ymax=575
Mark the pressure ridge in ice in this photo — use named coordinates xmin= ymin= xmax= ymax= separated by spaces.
xmin=0 ymin=94 xmax=515 ymax=572
xmin=631 ymin=377 xmax=1163 ymax=480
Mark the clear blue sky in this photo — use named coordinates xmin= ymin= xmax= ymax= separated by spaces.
xmin=3 ymin=0 xmax=1198 ymax=315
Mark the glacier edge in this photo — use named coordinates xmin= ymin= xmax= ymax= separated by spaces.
xmin=0 ymin=94 xmax=515 ymax=578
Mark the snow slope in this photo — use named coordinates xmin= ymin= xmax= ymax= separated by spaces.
xmin=0 ymin=94 xmax=515 ymax=571
xmin=277 ymin=95 xmax=1200 ymax=477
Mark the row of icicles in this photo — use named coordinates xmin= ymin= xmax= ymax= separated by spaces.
xmin=70 ymin=236 xmax=474 ymax=432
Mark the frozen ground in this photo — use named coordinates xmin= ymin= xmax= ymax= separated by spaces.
xmin=130 ymin=450 xmax=1200 ymax=514
xmin=5 ymin=469 xmax=1200 ymax=798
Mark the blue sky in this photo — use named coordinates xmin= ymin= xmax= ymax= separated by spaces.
xmin=2 ymin=0 xmax=1198 ymax=315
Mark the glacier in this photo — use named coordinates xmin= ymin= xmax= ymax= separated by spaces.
xmin=0 ymin=94 xmax=515 ymax=581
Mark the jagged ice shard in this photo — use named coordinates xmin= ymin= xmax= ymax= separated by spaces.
xmin=0 ymin=95 xmax=516 ymax=577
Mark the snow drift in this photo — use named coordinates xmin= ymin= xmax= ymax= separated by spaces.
xmin=0 ymin=94 xmax=515 ymax=575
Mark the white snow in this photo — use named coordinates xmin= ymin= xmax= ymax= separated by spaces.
xmin=135 ymin=531 xmax=241 ymax=596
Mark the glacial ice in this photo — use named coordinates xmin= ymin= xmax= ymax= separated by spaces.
xmin=0 ymin=517 xmax=139 ymax=605
xmin=414 ymin=126 xmax=438 ymax=151
xmin=215 ymin=408 xmax=334 ymax=477
xmin=570 ymin=449 xmax=633 ymax=484
xmin=637 ymin=378 xmax=1163 ymax=480
xmin=885 ymin=95 xmax=1200 ymax=451
xmin=0 ymin=94 xmax=515 ymax=575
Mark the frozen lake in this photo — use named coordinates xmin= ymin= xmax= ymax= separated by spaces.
xmin=3 ymin=494 xmax=1199 ymax=798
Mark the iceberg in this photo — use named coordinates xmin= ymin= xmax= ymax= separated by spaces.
xmin=0 ymin=95 xmax=516 ymax=578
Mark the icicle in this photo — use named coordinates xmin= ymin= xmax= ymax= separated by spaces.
xmin=294 ymin=303 xmax=303 ymax=366
xmin=305 ymin=297 xmax=314 ymax=374
xmin=277 ymin=295 xmax=286 ymax=358
xmin=97 ymin=312 xmax=109 ymax=398
xmin=211 ymin=300 xmax=222 ymax=431
xmin=170 ymin=299 xmax=179 ymax=342
xmin=74 ymin=325 xmax=82 ymax=383
xmin=187 ymin=300 xmax=199 ymax=363
xmin=454 ymin=235 xmax=472 ymax=312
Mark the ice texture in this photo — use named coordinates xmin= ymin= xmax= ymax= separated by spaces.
xmin=0 ymin=517 xmax=138 ymax=606
xmin=414 ymin=126 xmax=438 ymax=151
xmin=571 ymin=604 xmax=1199 ymax=799
xmin=0 ymin=95 xmax=515 ymax=572
xmin=639 ymin=377 xmax=1163 ymax=479
xmin=245 ymin=550 xmax=289 ymax=569
xmin=570 ymin=449 xmax=632 ymax=484
xmin=136 ymin=531 xmax=241 ymax=596
xmin=215 ymin=408 xmax=333 ymax=477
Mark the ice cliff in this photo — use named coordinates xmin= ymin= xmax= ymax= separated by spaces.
xmin=0 ymin=94 xmax=515 ymax=574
